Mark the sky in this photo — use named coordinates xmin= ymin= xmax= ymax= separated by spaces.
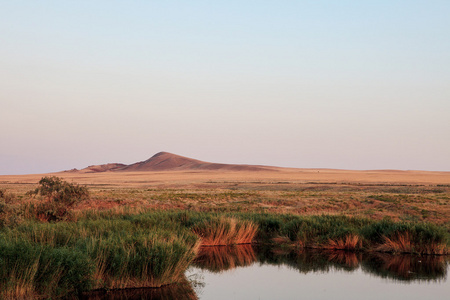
xmin=1 ymin=1 xmax=449 ymax=175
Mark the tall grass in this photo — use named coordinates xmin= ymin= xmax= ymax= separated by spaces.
xmin=0 ymin=239 xmax=93 ymax=299
xmin=84 ymin=231 xmax=200 ymax=289
xmin=193 ymin=217 xmax=258 ymax=246
xmin=361 ymin=220 xmax=449 ymax=254
xmin=0 ymin=208 xmax=448 ymax=298
xmin=0 ymin=214 xmax=201 ymax=298
xmin=239 ymin=213 xmax=449 ymax=254
xmin=325 ymin=234 xmax=362 ymax=251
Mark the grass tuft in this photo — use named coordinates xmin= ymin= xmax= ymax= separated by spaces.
xmin=193 ymin=217 xmax=258 ymax=246
xmin=325 ymin=234 xmax=363 ymax=251
xmin=376 ymin=232 xmax=448 ymax=255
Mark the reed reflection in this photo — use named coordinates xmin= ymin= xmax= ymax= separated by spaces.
xmin=193 ymin=245 xmax=257 ymax=273
xmin=257 ymin=245 xmax=447 ymax=281
xmin=80 ymin=277 xmax=198 ymax=300
xmin=257 ymin=247 xmax=360 ymax=273
xmin=362 ymin=253 xmax=448 ymax=282
xmin=324 ymin=250 xmax=361 ymax=269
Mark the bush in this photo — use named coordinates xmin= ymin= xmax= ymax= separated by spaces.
xmin=32 ymin=177 xmax=89 ymax=222
xmin=0 ymin=201 xmax=18 ymax=228
xmin=34 ymin=176 xmax=89 ymax=206
xmin=0 ymin=190 xmax=19 ymax=228
xmin=0 ymin=189 xmax=14 ymax=203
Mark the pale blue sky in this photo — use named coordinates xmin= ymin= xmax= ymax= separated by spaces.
xmin=1 ymin=1 xmax=449 ymax=174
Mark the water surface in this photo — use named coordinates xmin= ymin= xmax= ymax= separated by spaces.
xmin=188 ymin=245 xmax=449 ymax=300
xmin=84 ymin=245 xmax=449 ymax=299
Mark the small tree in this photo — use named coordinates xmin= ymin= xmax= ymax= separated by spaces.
xmin=0 ymin=189 xmax=18 ymax=227
xmin=35 ymin=176 xmax=89 ymax=207
xmin=33 ymin=176 xmax=89 ymax=221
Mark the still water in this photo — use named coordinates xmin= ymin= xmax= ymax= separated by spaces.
xmin=187 ymin=245 xmax=449 ymax=300
xmin=85 ymin=245 xmax=449 ymax=299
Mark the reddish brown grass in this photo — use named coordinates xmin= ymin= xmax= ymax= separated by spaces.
xmin=376 ymin=232 xmax=449 ymax=255
xmin=271 ymin=236 xmax=305 ymax=249
xmin=193 ymin=218 xmax=258 ymax=246
xmin=325 ymin=234 xmax=362 ymax=250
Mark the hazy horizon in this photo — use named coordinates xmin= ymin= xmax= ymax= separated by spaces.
xmin=1 ymin=1 xmax=449 ymax=175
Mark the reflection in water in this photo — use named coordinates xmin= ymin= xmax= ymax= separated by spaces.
xmin=257 ymin=245 xmax=448 ymax=282
xmin=257 ymin=246 xmax=362 ymax=273
xmin=83 ymin=245 xmax=449 ymax=299
xmin=193 ymin=245 xmax=256 ymax=273
xmin=81 ymin=277 xmax=198 ymax=300
xmin=363 ymin=253 xmax=448 ymax=281
xmin=326 ymin=250 xmax=361 ymax=268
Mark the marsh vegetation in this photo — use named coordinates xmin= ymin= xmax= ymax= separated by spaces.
xmin=0 ymin=177 xmax=449 ymax=298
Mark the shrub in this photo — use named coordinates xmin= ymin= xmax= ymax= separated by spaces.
xmin=0 ymin=201 xmax=19 ymax=228
xmin=34 ymin=176 xmax=89 ymax=207
xmin=0 ymin=190 xmax=19 ymax=228
xmin=0 ymin=189 xmax=14 ymax=203
xmin=31 ymin=177 xmax=89 ymax=222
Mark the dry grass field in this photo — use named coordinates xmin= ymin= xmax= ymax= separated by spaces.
xmin=1 ymin=168 xmax=449 ymax=226
xmin=1 ymin=166 xmax=449 ymax=298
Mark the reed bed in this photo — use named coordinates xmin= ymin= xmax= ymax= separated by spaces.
xmin=0 ymin=214 xmax=201 ymax=298
xmin=375 ymin=232 xmax=449 ymax=255
xmin=0 ymin=208 xmax=448 ymax=298
xmin=243 ymin=213 xmax=449 ymax=254
xmin=0 ymin=239 xmax=93 ymax=299
xmin=1 ymin=177 xmax=448 ymax=298
xmin=192 ymin=217 xmax=258 ymax=246
xmin=325 ymin=234 xmax=363 ymax=251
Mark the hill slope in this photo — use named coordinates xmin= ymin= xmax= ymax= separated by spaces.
xmin=75 ymin=152 xmax=276 ymax=173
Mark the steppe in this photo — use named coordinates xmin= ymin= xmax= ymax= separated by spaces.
xmin=1 ymin=152 xmax=449 ymax=224
xmin=1 ymin=152 xmax=449 ymax=298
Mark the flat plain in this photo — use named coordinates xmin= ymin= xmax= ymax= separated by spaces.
xmin=1 ymin=167 xmax=449 ymax=225
xmin=1 ymin=162 xmax=449 ymax=298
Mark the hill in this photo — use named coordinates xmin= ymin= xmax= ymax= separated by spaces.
xmin=76 ymin=152 xmax=276 ymax=173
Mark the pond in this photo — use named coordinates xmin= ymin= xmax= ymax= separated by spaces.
xmin=84 ymin=245 xmax=449 ymax=299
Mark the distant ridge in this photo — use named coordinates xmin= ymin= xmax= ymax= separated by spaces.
xmin=73 ymin=152 xmax=277 ymax=173
xmin=80 ymin=163 xmax=127 ymax=173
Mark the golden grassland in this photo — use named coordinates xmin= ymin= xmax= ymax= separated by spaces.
xmin=0 ymin=168 xmax=449 ymax=298
xmin=1 ymin=168 xmax=449 ymax=225
xmin=3 ymin=167 xmax=450 ymax=186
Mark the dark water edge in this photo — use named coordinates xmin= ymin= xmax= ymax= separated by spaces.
xmin=79 ymin=280 xmax=197 ymax=300
xmin=82 ymin=245 xmax=450 ymax=299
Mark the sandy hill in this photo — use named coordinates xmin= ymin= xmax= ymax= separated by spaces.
xmin=75 ymin=152 xmax=276 ymax=173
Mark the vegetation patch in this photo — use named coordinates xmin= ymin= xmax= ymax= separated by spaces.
xmin=0 ymin=177 xmax=449 ymax=298
xmin=193 ymin=217 xmax=258 ymax=246
xmin=0 ymin=212 xmax=200 ymax=298
xmin=28 ymin=176 xmax=89 ymax=222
